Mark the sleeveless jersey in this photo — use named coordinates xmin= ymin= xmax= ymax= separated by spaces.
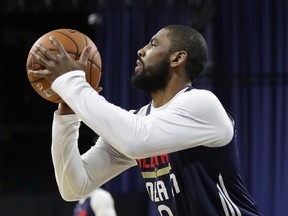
xmin=136 ymin=88 xmax=262 ymax=216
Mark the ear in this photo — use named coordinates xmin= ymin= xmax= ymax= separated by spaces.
xmin=170 ymin=51 xmax=187 ymax=68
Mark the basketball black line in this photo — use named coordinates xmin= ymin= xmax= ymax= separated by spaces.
xmin=88 ymin=51 xmax=101 ymax=88
xmin=54 ymin=29 xmax=81 ymax=59
xmin=81 ymin=33 xmax=101 ymax=71
xmin=87 ymin=51 xmax=96 ymax=84
xmin=81 ymin=33 xmax=91 ymax=84
xmin=90 ymin=50 xmax=101 ymax=71
xmin=81 ymin=34 xmax=101 ymax=87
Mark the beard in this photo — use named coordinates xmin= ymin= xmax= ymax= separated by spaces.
xmin=131 ymin=55 xmax=171 ymax=94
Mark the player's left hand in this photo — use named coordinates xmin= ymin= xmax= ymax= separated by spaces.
xmin=28 ymin=36 xmax=91 ymax=83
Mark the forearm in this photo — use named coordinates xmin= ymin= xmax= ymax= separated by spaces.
xmin=51 ymin=112 xmax=135 ymax=201
xmin=52 ymin=113 xmax=93 ymax=200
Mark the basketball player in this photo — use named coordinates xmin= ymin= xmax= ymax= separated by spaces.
xmin=29 ymin=25 xmax=262 ymax=215
xmin=73 ymin=188 xmax=117 ymax=216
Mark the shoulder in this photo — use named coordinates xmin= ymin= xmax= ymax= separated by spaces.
xmin=177 ymin=88 xmax=234 ymax=147
xmin=171 ymin=88 xmax=223 ymax=113
xmin=180 ymin=88 xmax=219 ymax=102
xmin=171 ymin=88 xmax=233 ymax=128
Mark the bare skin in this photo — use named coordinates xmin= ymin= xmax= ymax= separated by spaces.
xmin=29 ymin=29 xmax=191 ymax=113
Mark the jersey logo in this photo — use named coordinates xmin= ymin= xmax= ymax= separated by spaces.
xmin=137 ymin=154 xmax=181 ymax=216
xmin=137 ymin=154 xmax=170 ymax=178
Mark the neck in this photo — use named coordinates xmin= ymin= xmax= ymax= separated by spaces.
xmin=150 ymin=83 xmax=191 ymax=108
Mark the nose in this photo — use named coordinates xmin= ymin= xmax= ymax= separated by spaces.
xmin=137 ymin=47 xmax=145 ymax=57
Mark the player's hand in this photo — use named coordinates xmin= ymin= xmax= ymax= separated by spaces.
xmin=28 ymin=36 xmax=90 ymax=83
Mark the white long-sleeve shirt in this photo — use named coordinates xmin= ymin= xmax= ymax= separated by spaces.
xmin=51 ymin=70 xmax=234 ymax=201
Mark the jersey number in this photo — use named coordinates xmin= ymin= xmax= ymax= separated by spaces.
xmin=158 ymin=205 xmax=174 ymax=216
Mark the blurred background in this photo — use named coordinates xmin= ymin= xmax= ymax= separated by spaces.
xmin=0 ymin=0 xmax=287 ymax=215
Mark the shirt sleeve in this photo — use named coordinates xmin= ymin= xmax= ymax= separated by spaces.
xmin=51 ymin=70 xmax=234 ymax=159
xmin=51 ymin=111 xmax=136 ymax=201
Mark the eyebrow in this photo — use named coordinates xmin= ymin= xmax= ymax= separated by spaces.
xmin=150 ymin=37 xmax=159 ymax=44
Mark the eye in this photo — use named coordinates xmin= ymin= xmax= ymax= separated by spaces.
xmin=149 ymin=38 xmax=158 ymax=47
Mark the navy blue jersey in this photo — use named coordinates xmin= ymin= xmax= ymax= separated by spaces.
xmin=73 ymin=197 xmax=95 ymax=216
xmin=137 ymin=136 xmax=262 ymax=216
xmin=136 ymin=89 xmax=262 ymax=216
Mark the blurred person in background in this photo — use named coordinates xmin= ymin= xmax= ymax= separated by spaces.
xmin=73 ymin=188 xmax=116 ymax=216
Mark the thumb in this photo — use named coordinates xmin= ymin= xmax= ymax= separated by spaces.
xmin=79 ymin=45 xmax=91 ymax=64
xmin=96 ymin=86 xmax=103 ymax=93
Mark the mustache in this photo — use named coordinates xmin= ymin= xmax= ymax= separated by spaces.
xmin=138 ymin=57 xmax=144 ymax=65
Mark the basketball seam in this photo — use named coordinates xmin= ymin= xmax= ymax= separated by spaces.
xmin=54 ymin=30 xmax=80 ymax=59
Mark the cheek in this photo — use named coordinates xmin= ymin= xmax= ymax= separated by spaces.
xmin=144 ymin=54 xmax=159 ymax=68
xmin=143 ymin=49 xmax=168 ymax=68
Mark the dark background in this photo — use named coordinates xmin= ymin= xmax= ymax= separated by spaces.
xmin=0 ymin=0 xmax=288 ymax=216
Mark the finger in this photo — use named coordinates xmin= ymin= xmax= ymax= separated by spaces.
xmin=28 ymin=69 xmax=51 ymax=77
xmin=49 ymin=36 xmax=69 ymax=57
xmin=79 ymin=45 xmax=91 ymax=64
xmin=35 ymin=44 xmax=57 ymax=62
xmin=31 ymin=50 xmax=54 ymax=68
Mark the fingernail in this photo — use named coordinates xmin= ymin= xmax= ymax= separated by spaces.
xmin=49 ymin=36 xmax=56 ymax=44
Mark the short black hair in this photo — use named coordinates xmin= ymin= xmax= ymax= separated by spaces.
xmin=164 ymin=25 xmax=208 ymax=82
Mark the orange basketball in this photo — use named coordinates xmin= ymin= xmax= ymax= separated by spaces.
xmin=26 ymin=29 xmax=102 ymax=103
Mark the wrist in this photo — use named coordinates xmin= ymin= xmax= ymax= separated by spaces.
xmin=57 ymin=103 xmax=75 ymax=115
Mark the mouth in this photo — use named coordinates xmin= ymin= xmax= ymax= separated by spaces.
xmin=135 ymin=59 xmax=142 ymax=73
